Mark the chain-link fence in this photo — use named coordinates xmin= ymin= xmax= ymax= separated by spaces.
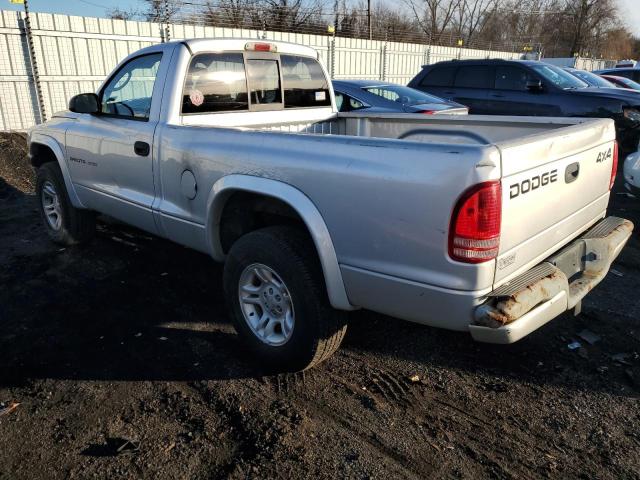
xmin=133 ymin=0 xmax=547 ymax=53
xmin=0 ymin=8 xmax=615 ymax=131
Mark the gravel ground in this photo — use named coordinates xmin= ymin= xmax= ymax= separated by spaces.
xmin=1 ymin=133 xmax=639 ymax=479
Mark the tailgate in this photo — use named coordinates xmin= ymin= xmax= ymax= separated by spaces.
xmin=495 ymin=119 xmax=616 ymax=286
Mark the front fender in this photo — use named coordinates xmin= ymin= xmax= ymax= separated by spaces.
xmin=29 ymin=132 xmax=85 ymax=208
xmin=206 ymin=174 xmax=356 ymax=311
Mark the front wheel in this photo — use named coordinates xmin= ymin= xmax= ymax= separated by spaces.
xmin=36 ymin=162 xmax=95 ymax=245
xmin=223 ymin=226 xmax=347 ymax=371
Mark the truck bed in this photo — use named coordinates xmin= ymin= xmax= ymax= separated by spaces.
xmin=240 ymin=112 xmax=616 ymax=293
xmin=248 ymin=111 xmax=585 ymax=145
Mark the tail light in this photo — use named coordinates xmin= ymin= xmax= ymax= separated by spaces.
xmin=449 ymin=181 xmax=502 ymax=263
xmin=245 ymin=42 xmax=277 ymax=52
xmin=610 ymin=141 xmax=618 ymax=190
xmin=417 ymin=110 xmax=435 ymax=115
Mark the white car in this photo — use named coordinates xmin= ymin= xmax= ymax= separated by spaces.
xmin=624 ymin=151 xmax=640 ymax=195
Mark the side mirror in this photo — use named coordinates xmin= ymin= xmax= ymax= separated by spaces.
xmin=69 ymin=93 xmax=100 ymax=114
xmin=526 ymin=79 xmax=543 ymax=92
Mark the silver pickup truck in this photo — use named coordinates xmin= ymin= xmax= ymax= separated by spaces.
xmin=28 ymin=39 xmax=633 ymax=370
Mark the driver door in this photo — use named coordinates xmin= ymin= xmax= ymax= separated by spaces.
xmin=489 ymin=66 xmax=561 ymax=116
xmin=65 ymin=52 xmax=165 ymax=234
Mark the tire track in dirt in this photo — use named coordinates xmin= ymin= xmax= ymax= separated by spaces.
xmin=326 ymin=351 xmax=607 ymax=478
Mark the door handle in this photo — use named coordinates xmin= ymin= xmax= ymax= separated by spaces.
xmin=134 ymin=141 xmax=150 ymax=157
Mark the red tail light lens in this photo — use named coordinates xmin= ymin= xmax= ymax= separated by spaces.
xmin=449 ymin=181 xmax=502 ymax=263
xmin=610 ymin=141 xmax=618 ymax=190
xmin=417 ymin=110 xmax=435 ymax=115
xmin=245 ymin=42 xmax=277 ymax=52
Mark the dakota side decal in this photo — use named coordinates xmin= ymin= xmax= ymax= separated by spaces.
xmin=69 ymin=157 xmax=97 ymax=167
xmin=510 ymin=169 xmax=558 ymax=199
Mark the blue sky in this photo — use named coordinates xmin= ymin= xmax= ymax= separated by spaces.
xmin=2 ymin=0 xmax=140 ymax=17
xmin=3 ymin=0 xmax=640 ymax=36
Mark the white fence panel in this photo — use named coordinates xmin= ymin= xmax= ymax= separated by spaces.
xmin=0 ymin=9 xmax=543 ymax=131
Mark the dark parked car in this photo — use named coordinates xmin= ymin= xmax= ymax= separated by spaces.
xmin=409 ymin=59 xmax=640 ymax=151
xmin=593 ymin=67 xmax=640 ymax=83
xmin=601 ymin=75 xmax=640 ymax=91
xmin=332 ymin=80 xmax=468 ymax=114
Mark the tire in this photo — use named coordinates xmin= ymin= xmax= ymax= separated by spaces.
xmin=36 ymin=162 xmax=95 ymax=245
xmin=224 ymin=226 xmax=348 ymax=371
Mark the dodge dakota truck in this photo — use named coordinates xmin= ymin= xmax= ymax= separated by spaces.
xmin=28 ymin=38 xmax=633 ymax=371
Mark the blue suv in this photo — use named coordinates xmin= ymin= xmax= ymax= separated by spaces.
xmin=409 ymin=59 xmax=640 ymax=152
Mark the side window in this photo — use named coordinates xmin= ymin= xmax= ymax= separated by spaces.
xmin=335 ymin=92 xmax=345 ymax=111
xmin=494 ymin=66 xmax=531 ymax=91
xmin=246 ymin=59 xmax=282 ymax=106
xmin=366 ymin=87 xmax=399 ymax=101
xmin=101 ymin=53 xmax=162 ymax=120
xmin=613 ymin=70 xmax=633 ymax=80
xmin=420 ymin=67 xmax=456 ymax=87
xmin=454 ymin=66 xmax=492 ymax=88
xmin=182 ymin=53 xmax=248 ymax=114
xmin=281 ymin=55 xmax=331 ymax=108
xmin=334 ymin=92 xmax=365 ymax=112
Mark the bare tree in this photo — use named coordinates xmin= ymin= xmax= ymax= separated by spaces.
xmin=453 ymin=0 xmax=499 ymax=44
xmin=405 ymin=0 xmax=463 ymax=43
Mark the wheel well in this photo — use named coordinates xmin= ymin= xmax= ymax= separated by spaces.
xmin=219 ymin=191 xmax=308 ymax=254
xmin=30 ymin=143 xmax=58 ymax=168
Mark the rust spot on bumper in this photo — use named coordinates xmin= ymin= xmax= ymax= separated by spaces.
xmin=475 ymin=270 xmax=567 ymax=328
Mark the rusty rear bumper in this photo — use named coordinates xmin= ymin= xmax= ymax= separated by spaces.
xmin=470 ymin=216 xmax=634 ymax=344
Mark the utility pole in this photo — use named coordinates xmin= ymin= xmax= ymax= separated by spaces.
xmin=19 ymin=0 xmax=46 ymax=123
xmin=368 ymin=0 xmax=372 ymax=41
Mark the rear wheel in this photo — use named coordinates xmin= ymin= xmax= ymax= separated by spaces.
xmin=224 ymin=226 xmax=347 ymax=371
xmin=36 ymin=162 xmax=95 ymax=245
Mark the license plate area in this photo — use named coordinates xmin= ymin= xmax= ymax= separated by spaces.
xmin=546 ymin=240 xmax=587 ymax=281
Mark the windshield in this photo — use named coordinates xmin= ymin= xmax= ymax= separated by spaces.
xmin=362 ymin=84 xmax=445 ymax=105
xmin=570 ymin=70 xmax=615 ymax=88
xmin=614 ymin=77 xmax=640 ymax=90
xmin=531 ymin=64 xmax=589 ymax=89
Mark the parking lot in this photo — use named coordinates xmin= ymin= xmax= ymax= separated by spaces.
xmin=1 ymin=132 xmax=639 ymax=479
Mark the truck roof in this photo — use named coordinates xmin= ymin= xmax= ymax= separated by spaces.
xmin=139 ymin=38 xmax=319 ymax=59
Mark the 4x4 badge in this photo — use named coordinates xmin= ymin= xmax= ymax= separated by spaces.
xmin=596 ymin=148 xmax=612 ymax=163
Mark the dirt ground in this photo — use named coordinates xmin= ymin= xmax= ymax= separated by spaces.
xmin=1 ymin=132 xmax=639 ymax=479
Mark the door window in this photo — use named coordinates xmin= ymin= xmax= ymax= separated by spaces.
xmin=612 ymin=70 xmax=633 ymax=80
xmin=420 ymin=67 xmax=456 ymax=87
xmin=101 ymin=53 xmax=162 ymax=120
xmin=454 ymin=66 xmax=493 ymax=88
xmin=182 ymin=53 xmax=248 ymax=113
xmin=494 ymin=66 xmax=531 ymax=90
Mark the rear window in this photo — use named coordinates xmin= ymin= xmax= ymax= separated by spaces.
xmin=420 ymin=67 xmax=456 ymax=87
xmin=454 ymin=66 xmax=493 ymax=88
xmin=246 ymin=59 xmax=282 ymax=106
xmin=281 ymin=55 xmax=331 ymax=108
xmin=182 ymin=53 xmax=248 ymax=114
xmin=363 ymin=85 xmax=445 ymax=105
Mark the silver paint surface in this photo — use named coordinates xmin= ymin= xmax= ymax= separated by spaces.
xmin=28 ymin=38 xmax=623 ymax=334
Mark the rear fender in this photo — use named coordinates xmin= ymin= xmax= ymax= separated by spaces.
xmin=206 ymin=174 xmax=356 ymax=311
